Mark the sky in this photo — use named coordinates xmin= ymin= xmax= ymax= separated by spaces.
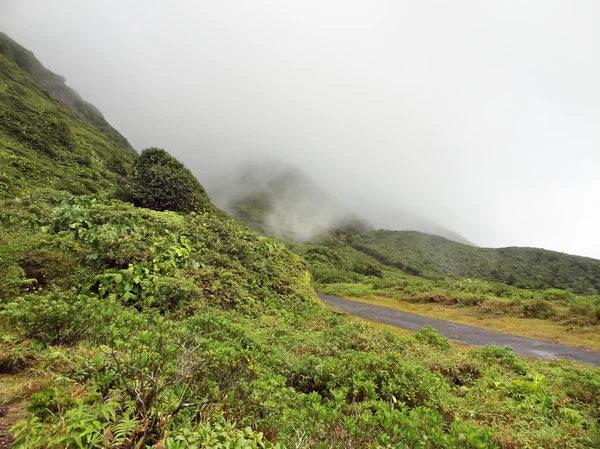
xmin=2 ymin=1 xmax=600 ymax=258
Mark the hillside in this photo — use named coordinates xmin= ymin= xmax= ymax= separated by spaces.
xmin=209 ymin=161 xmax=373 ymax=240
xmin=350 ymin=230 xmax=600 ymax=295
xmin=0 ymin=33 xmax=133 ymax=152
xmin=360 ymin=204 xmax=477 ymax=246
xmin=208 ymin=160 xmax=477 ymax=246
xmin=2 ymin=35 xmax=600 ymax=449
xmin=0 ymin=34 xmax=135 ymax=199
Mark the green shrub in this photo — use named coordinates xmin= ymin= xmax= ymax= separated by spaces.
xmin=413 ymin=325 xmax=451 ymax=351
xmin=128 ymin=147 xmax=209 ymax=213
xmin=521 ymin=298 xmax=555 ymax=319
xmin=543 ymin=288 xmax=575 ymax=302
xmin=471 ymin=345 xmax=528 ymax=375
xmin=1 ymin=293 xmax=96 ymax=345
xmin=28 ymin=385 xmax=75 ymax=420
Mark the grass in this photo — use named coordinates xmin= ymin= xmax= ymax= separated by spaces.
xmin=326 ymin=293 xmax=600 ymax=352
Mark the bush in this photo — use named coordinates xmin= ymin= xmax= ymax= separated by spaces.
xmin=542 ymin=288 xmax=574 ymax=302
xmin=521 ymin=298 xmax=555 ymax=319
xmin=413 ymin=325 xmax=451 ymax=351
xmin=1 ymin=293 xmax=96 ymax=345
xmin=129 ymin=147 xmax=209 ymax=213
xmin=471 ymin=345 xmax=528 ymax=375
xmin=28 ymin=386 xmax=75 ymax=420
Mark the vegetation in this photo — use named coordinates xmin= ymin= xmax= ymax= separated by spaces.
xmin=2 ymin=33 xmax=600 ymax=449
xmin=127 ymin=147 xmax=210 ymax=213
xmin=3 ymin=191 xmax=600 ymax=448
xmin=0 ymin=51 xmax=135 ymax=199
xmin=0 ymin=32 xmax=133 ymax=152
xmin=349 ymin=230 xmax=600 ymax=295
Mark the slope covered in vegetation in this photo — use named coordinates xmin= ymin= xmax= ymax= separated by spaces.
xmin=3 ymin=190 xmax=600 ymax=448
xmin=210 ymin=162 xmax=373 ymax=240
xmin=0 ymin=32 xmax=133 ymax=152
xmin=0 ymin=38 xmax=135 ymax=200
xmin=350 ymin=230 xmax=600 ymax=295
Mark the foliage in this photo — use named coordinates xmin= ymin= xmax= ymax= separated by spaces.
xmin=127 ymin=147 xmax=209 ymax=213
xmin=0 ymin=52 xmax=135 ymax=199
xmin=349 ymin=230 xmax=600 ymax=295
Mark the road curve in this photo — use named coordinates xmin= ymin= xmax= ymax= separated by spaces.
xmin=318 ymin=293 xmax=600 ymax=366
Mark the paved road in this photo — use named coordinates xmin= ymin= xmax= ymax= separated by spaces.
xmin=318 ymin=293 xmax=600 ymax=366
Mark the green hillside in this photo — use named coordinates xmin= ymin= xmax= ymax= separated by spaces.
xmin=2 ymin=35 xmax=600 ymax=449
xmin=350 ymin=230 xmax=600 ymax=295
xmin=211 ymin=163 xmax=373 ymax=240
xmin=0 ymin=37 xmax=135 ymax=199
xmin=0 ymin=32 xmax=133 ymax=152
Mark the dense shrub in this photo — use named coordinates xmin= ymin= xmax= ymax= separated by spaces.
xmin=414 ymin=325 xmax=451 ymax=351
xmin=1 ymin=293 xmax=96 ymax=345
xmin=129 ymin=147 xmax=209 ymax=212
xmin=521 ymin=298 xmax=555 ymax=319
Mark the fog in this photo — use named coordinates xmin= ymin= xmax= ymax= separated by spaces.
xmin=2 ymin=1 xmax=600 ymax=258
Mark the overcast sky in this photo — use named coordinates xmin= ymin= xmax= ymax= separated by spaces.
xmin=2 ymin=1 xmax=600 ymax=258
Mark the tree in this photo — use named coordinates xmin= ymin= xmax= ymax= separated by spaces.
xmin=129 ymin=147 xmax=209 ymax=212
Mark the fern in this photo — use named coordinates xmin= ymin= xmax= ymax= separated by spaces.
xmin=111 ymin=402 xmax=140 ymax=446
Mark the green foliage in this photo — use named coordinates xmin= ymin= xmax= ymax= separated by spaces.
xmin=128 ymin=147 xmax=209 ymax=213
xmin=350 ymin=230 xmax=600 ymax=295
xmin=0 ymin=52 xmax=135 ymax=199
xmin=2 ymin=293 xmax=96 ymax=345
xmin=28 ymin=385 xmax=75 ymax=420
xmin=414 ymin=325 xmax=451 ymax=351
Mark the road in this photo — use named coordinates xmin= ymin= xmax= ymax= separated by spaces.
xmin=318 ymin=293 xmax=600 ymax=366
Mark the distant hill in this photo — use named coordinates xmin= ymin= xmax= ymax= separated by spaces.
xmin=209 ymin=161 xmax=373 ymax=240
xmin=363 ymin=205 xmax=476 ymax=246
xmin=208 ymin=160 xmax=476 ymax=245
xmin=0 ymin=33 xmax=136 ymax=198
xmin=349 ymin=230 xmax=600 ymax=295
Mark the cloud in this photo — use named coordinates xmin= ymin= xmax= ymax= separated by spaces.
xmin=2 ymin=0 xmax=599 ymax=257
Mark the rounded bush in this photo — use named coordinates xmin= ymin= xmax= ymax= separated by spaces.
xmin=130 ymin=147 xmax=209 ymax=212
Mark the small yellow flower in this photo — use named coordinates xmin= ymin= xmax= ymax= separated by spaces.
xmin=74 ymin=243 xmax=81 ymax=249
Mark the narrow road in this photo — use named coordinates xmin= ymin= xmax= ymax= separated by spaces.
xmin=318 ymin=293 xmax=600 ymax=366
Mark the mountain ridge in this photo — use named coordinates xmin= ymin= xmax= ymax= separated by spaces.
xmin=349 ymin=229 xmax=600 ymax=295
xmin=0 ymin=32 xmax=134 ymax=153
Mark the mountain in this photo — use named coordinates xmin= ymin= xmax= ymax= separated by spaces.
xmin=208 ymin=160 xmax=475 ymax=245
xmin=0 ymin=32 xmax=133 ymax=152
xmin=363 ymin=206 xmax=477 ymax=246
xmin=349 ymin=230 xmax=600 ymax=295
xmin=208 ymin=161 xmax=373 ymax=240
xmin=0 ymin=34 xmax=136 ymax=199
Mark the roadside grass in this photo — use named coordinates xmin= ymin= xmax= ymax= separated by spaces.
xmin=323 ymin=292 xmax=600 ymax=352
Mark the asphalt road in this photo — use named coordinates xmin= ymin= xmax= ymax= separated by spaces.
xmin=318 ymin=293 xmax=600 ymax=366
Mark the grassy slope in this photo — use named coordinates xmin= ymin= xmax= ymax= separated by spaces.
xmin=1 ymin=36 xmax=600 ymax=449
xmin=0 ymin=51 xmax=135 ymax=200
xmin=350 ymin=230 xmax=600 ymax=295
xmin=0 ymin=32 xmax=133 ymax=153
xmin=3 ymin=193 xmax=600 ymax=448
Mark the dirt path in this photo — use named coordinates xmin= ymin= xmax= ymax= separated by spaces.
xmin=0 ymin=375 xmax=30 ymax=449
xmin=318 ymin=293 xmax=600 ymax=366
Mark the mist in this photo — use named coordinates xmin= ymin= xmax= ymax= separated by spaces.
xmin=2 ymin=1 xmax=600 ymax=258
